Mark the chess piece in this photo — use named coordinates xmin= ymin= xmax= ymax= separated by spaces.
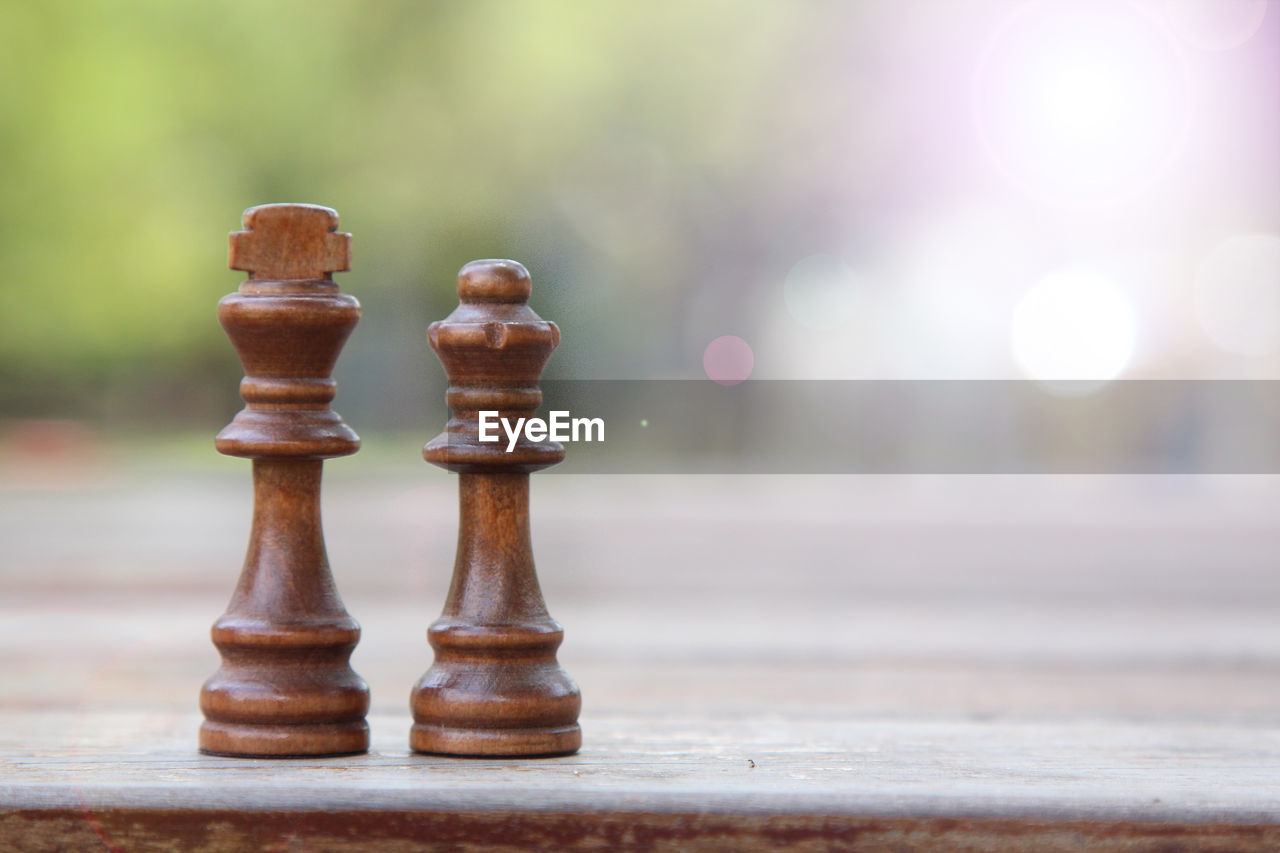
xmin=411 ymin=260 xmax=581 ymax=757
xmin=199 ymin=203 xmax=370 ymax=757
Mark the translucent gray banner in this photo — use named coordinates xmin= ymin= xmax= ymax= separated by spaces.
xmin=501 ymin=381 xmax=1280 ymax=474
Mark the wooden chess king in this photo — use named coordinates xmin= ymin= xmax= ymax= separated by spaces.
xmin=411 ymin=260 xmax=582 ymax=757
xmin=199 ymin=203 xmax=370 ymax=757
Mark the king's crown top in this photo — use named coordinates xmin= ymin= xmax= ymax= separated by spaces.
xmin=228 ymin=203 xmax=351 ymax=280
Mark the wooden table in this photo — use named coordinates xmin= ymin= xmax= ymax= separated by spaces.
xmin=2 ymin=459 xmax=1279 ymax=850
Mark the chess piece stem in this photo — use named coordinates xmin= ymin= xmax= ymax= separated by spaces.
xmin=411 ymin=260 xmax=581 ymax=757
xmin=199 ymin=204 xmax=369 ymax=757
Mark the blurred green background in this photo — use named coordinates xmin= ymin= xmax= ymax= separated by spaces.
xmin=0 ymin=0 xmax=888 ymax=432
xmin=1 ymin=0 xmax=1277 ymax=450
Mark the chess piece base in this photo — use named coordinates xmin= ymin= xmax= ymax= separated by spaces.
xmin=409 ymin=647 xmax=582 ymax=758
xmin=409 ymin=722 xmax=581 ymax=757
xmin=199 ymin=720 xmax=369 ymax=758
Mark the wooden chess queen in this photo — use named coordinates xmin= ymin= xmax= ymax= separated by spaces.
xmin=199 ymin=204 xmax=370 ymax=757
xmin=411 ymin=260 xmax=582 ymax=757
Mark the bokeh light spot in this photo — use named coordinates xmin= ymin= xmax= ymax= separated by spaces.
xmin=973 ymin=0 xmax=1189 ymax=206
xmin=783 ymin=254 xmax=859 ymax=331
xmin=703 ymin=336 xmax=754 ymax=386
xmin=1011 ymin=271 xmax=1136 ymax=390
xmin=1193 ymin=234 xmax=1280 ymax=357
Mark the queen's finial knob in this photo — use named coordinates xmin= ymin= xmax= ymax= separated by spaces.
xmin=457 ymin=259 xmax=532 ymax=304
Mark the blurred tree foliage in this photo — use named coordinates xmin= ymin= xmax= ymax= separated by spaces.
xmin=0 ymin=0 xmax=896 ymax=429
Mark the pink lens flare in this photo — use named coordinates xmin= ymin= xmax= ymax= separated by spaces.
xmin=1165 ymin=0 xmax=1268 ymax=51
xmin=703 ymin=336 xmax=754 ymax=386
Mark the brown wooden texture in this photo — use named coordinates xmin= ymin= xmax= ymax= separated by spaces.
xmin=199 ymin=203 xmax=369 ymax=757
xmin=5 ymin=807 xmax=1279 ymax=853
xmin=3 ymin=710 xmax=1279 ymax=852
xmin=2 ymin=472 xmax=1280 ymax=848
xmin=412 ymin=260 xmax=581 ymax=756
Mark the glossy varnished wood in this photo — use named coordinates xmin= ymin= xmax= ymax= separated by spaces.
xmin=412 ymin=260 xmax=581 ymax=756
xmin=199 ymin=203 xmax=369 ymax=757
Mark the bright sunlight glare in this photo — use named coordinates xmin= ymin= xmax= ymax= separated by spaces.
xmin=1010 ymin=271 xmax=1137 ymax=389
xmin=974 ymin=0 xmax=1189 ymax=205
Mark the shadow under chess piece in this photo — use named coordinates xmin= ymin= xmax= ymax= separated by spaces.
xmin=199 ymin=203 xmax=370 ymax=757
xmin=411 ymin=259 xmax=581 ymax=757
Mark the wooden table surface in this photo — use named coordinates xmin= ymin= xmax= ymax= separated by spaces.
xmin=2 ymin=454 xmax=1279 ymax=850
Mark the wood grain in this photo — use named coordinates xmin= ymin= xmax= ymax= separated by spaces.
xmin=413 ymin=260 xmax=581 ymax=757
xmin=2 ymin=472 xmax=1280 ymax=848
xmin=2 ymin=712 xmax=1278 ymax=851
xmin=201 ymin=203 xmax=369 ymax=757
